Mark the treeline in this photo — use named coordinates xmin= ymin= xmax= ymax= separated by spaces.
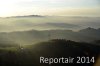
xmin=0 ymin=39 xmax=100 ymax=66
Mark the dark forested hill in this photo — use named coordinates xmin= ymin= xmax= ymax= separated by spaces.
xmin=0 ymin=39 xmax=100 ymax=66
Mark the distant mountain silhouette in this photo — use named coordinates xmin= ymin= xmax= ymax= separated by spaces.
xmin=0 ymin=27 xmax=100 ymax=44
xmin=79 ymin=27 xmax=100 ymax=33
xmin=0 ymin=16 xmax=100 ymax=32
xmin=6 ymin=15 xmax=43 ymax=18
xmin=92 ymin=40 xmax=100 ymax=45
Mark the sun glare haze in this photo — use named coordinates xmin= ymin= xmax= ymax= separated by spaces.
xmin=0 ymin=0 xmax=99 ymax=17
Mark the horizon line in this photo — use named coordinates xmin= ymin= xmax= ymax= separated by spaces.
xmin=0 ymin=15 xmax=100 ymax=18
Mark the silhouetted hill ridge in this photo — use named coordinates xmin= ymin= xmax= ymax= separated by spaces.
xmin=6 ymin=15 xmax=43 ymax=18
xmin=0 ymin=27 xmax=100 ymax=44
xmin=0 ymin=39 xmax=100 ymax=66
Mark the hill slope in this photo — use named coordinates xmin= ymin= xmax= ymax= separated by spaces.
xmin=0 ymin=39 xmax=100 ymax=66
xmin=0 ymin=28 xmax=100 ymax=44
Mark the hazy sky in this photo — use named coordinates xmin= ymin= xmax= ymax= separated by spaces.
xmin=0 ymin=0 xmax=100 ymax=17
